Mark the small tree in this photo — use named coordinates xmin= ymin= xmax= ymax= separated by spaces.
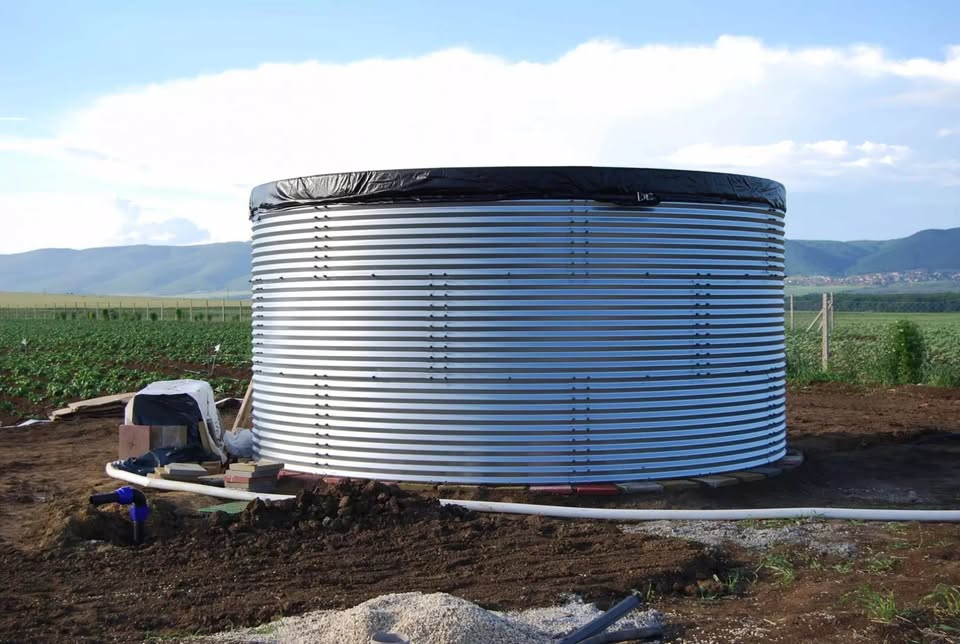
xmin=881 ymin=320 xmax=924 ymax=384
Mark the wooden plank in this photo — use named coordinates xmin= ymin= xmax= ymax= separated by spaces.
xmin=232 ymin=382 xmax=254 ymax=432
xmin=49 ymin=407 xmax=75 ymax=420
xmin=198 ymin=419 xmax=212 ymax=454
xmin=821 ymin=292 xmax=830 ymax=370
xmin=67 ymin=392 xmax=136 ymax=410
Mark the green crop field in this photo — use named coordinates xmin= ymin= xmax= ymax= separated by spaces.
xmin=1 ymin=310 xmax=959 ymax=421
xmin=787 ymin=311 xmax=960 ymax=386
xmin=0 ymin=320 xmax=251 ymax=420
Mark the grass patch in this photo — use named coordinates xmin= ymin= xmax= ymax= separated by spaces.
xmin=851 ymin=586 xmax=911 ymax=624
xmin=884 ymin=522 xmax=908 ymax=535
xmin=698 ymin=568 xmax=756 ymax=600
xmin=863 ymin=549 xmax=900 ymax=575
xmin=923 ymin=584 xmax=960 ymax=620
xmin=888 ymin=539 xmax=913 ymax=551
xmin=757 ymin=554 xmax=796 ymax=586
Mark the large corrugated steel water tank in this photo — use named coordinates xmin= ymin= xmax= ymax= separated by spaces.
xmin=248 ymin=167 xmax=787 ymax=484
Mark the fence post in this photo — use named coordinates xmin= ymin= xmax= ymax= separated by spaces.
xmin=821 ymin=292 xmax=830 ymax=371
xmin=829 ymin=292 xmax=835 ymax=330
xmin=222 ymin=299 xmax=226 ymax=323
xmin=205 ymin=299 xmax=210 ymax=322
xmin=789 ymin=294 xmax=794 ymax=331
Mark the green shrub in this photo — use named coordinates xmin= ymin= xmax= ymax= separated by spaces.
xmin=880 ymin=320 xmax=924 ymax=384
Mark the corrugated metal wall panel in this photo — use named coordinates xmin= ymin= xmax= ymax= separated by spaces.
xmin=250 ymin=199 xmax=786 ymax=483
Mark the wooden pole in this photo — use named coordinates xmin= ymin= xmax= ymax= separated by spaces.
xmin=789 ymin=294 xmax=794 ymax=331
xmin=232 ymin=382 xmax=254 ymax=432
xmin=829 ymin=292 xmax=835 ymax=330
xmin=189 ymin=299 xmax=194 ymax=322
xmin=821 ymin=292 xmax=830 ymax=371
xmin=205 ymin=299 xmax=210 ymax=322
xmin=221 ymin=298 xmax=226 ymax=323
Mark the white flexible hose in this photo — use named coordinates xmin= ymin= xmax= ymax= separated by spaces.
xmin=105 ymin=463 xmax=294 ymax=502
xmin=437 ymin=499 xmax=960 ymax=522
xmin=104 ymin=463 xmax=960 ymax=522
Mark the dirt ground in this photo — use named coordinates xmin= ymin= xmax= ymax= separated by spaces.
xmin=1 ymin=383 xmax=959 ymax=643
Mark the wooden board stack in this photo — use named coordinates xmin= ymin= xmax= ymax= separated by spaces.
xmin=149 ymin=462 xmax=209 ymax=482
xmin=224 ymin=460 xmax=283 ymax=492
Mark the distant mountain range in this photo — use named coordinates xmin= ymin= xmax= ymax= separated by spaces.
xmin=0 ymin=242 xmax=252 ymax=297
xmin=786 ymin=227 xmax=960 ymax=277
xmin=1 ymin=228 xmax=958 ymax=296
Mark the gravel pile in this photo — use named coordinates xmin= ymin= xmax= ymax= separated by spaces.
xmin=207 ymin=592 xmax=664 ymax=644
xmin=620 ymin=519 xmax=856 ymax=556
xmin=507 ymin=595 xmax=663 ymax=637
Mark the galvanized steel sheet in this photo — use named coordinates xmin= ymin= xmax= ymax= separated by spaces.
xmin=250 ymin=199 xmax=786 ymax=483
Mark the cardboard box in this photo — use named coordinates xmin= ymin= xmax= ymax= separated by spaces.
xmin=117 ymin=424 xmax=188 ymax=459
xmin=118 ymin=425 xmax=150 ymax=459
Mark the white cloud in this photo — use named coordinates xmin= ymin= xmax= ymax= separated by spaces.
xmin=846 ymin=44 xmax=960 ymax=82
xmin=937 ymin=127 xmax=959 ymax=137
xmin=0 ymin=193 xmax=235 ymax=254
xmin=1 ymin=35 xmax=959 ymax=253
xmin=666 ymin=139 xmax=910 ymax=182
xmin=0 ymin=194 xmax=128 ymax=254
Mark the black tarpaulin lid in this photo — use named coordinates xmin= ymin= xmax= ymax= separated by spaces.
xmin=249 ymin=166 xmax=786 ymax=215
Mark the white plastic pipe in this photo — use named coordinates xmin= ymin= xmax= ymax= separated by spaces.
xmin=104 ymin=464 xmax=960 ymax=522
xmin=105 ymin=463 xmax=294 ymax=502
xmin=438 ymin=499 xmax=960 ymax=522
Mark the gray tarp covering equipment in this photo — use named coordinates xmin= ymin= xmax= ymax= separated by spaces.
xmin=250 ymin=166 xmax=786 ymax=214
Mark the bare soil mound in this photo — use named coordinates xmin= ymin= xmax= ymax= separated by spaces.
xmin=0 ymin=479 xmax=722 ymax=643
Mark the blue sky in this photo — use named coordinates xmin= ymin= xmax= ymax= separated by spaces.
xmin=2 ymin=0 xmax=958 ymax=253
